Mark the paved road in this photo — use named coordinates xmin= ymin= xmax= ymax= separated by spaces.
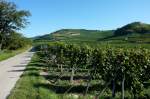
xmin=0 ymin=50 xmax=34 ymax=99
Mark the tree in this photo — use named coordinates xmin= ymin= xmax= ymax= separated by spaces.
xmin=0 ymin=0 xmax=30 ymax=50
xmin=5 ymin=32 xmax=31 ymax=50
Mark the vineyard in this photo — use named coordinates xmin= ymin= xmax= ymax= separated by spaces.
xmin=35 ymin=42 xmax=150 ymax=99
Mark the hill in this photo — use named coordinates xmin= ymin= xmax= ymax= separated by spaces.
xmin=33 ymin=22 xmax=150 ymax=44
xmin=34 ymin=29 xmax=114 ymax=42
xmin=114 ymin=22 xmax=150 ymax=36
xmin=107 ymin=22 xmax=150 ymax=43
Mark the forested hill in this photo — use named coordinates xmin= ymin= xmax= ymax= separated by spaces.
xmin=114 ymin=22 xmax=150 ymax=36
xmin=109 ymin=22 xmax=150 ymax=43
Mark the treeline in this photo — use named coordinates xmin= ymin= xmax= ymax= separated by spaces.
xmin=0 ymin=0 xmax=31 ymax=50
xmin=36 ymin=42 xmax=150 ymax=99
xmin=3 ymin=32 xmax=31 ymax=50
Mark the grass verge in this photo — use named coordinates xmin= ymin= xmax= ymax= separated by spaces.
xmin=7 ymin=54 xmax=60 ymax=99
xmin=0 ymin=46 xmax=31 ymax=61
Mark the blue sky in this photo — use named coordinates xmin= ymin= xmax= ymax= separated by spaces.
xmin=8 ymin=0 xmax=150 ymax=37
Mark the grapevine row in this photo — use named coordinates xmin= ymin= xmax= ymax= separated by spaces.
xmin=36 ymin=42 xmax=150 ymax=98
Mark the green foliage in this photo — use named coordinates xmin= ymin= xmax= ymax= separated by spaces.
xmin=0 ymin=0 xmax=31 ymax=50
xmin=4 ymin=32 xmax=32 ymax=50
xmin=36 ymin=42 xmax=150 ymax=98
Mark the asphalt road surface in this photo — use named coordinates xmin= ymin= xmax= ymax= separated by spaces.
xmin=0 ymin=50 xmax=34 ymax=99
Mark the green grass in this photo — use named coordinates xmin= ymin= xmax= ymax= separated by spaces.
xmin=0 ymin=46 xmax=31 ymax=61
xmin=7 ymin=55 xmax=58 ymax=99
xmin=7 ymin=54 xmax=98 ymax=99
xmin=7 ymin=55 xmax=73 ymax=99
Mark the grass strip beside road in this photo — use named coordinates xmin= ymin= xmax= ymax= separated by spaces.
xmin=0 ymin=46 xmax=31 ymax=61
xmin=7 ymin=54 xmax=59 ymax=99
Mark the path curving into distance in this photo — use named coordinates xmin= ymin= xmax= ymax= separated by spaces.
xmin=0 ymin=49 xmax=34 ymax=99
